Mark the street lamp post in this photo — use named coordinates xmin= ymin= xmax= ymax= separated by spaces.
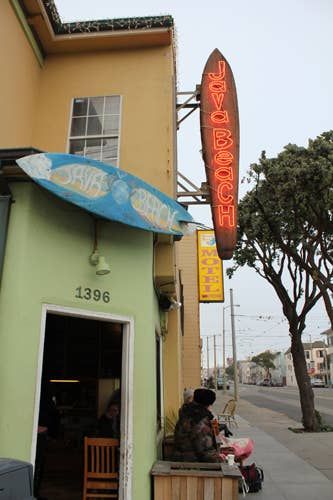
xmin=206 ymin=336 xmax=209 ymax=381
xmin=222 ymin=306 xmax=229 ymax=394
xmin=230 ymin=288 xmax=239 ymax=401
xmin=213 ymin=334 xmax=217 ymax=390
xmin=222 ymin=297 xmax=240 ymax=397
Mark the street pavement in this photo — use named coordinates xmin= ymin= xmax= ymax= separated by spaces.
xmin=215 ymin=387 xmax=333 ymax=499
xmin=240 ymin=385 xmax=333 ymax=426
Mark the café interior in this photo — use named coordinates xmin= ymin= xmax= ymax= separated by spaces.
xmin=36 ymin=313 xmax=122 ymax=499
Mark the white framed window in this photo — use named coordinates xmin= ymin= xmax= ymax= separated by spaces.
xmin=68 ymin=95 xmax=121 ymax=166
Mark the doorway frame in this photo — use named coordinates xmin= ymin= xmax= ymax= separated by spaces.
xmin=31 ymin=303 xmax=134 ymax=500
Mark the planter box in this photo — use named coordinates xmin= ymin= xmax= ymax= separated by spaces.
xmin=151 ymin=460 xmax=241 ymax=500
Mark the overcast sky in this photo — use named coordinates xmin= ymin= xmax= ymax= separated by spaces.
xmin=55 ymin=0 xmax=332 ymax=364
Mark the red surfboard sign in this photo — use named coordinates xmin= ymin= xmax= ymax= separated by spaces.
xmin=200 ymin=48 xmax=239 ymax=260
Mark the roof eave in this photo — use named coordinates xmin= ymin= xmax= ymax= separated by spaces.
xmin=20 ymin=0 xmax=174 ymax=55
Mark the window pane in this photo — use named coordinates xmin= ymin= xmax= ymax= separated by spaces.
xmin=102 ymin=138 xmax=118 ymax=163
xmin=87 ymin=116 xmax=102 ymax=136
xmin=88 ymin=97 xmax=104 ymax=116
xmin=105 ymin=96 xmax=120 ymax=115
xmin=71 ymin=117 xmax=86 ymax=137
xmin=69 ymin=139 xmax=85 ymax=156
xmin=85 ymin=139 xmax=102 ymax=160
xmin=103 ymin=115 xmax=119 ymax=135
xmin=102 ymin=157 xmax=118 ymax=167
xmin=73 ymin=98 xmax=88 ymax=117
xmin=70 ymin=96 xmax=120 ymax=167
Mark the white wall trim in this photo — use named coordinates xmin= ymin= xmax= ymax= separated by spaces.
xmin=31 ymin=303 xmax=134 ymax=500
xmin=156 ymin=332 xmax=165 ymax=434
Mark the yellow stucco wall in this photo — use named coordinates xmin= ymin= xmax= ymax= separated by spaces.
xmin=0 ymin=1 xmax=41 ymax=147
xmin=32 ymin=48 xmax=176 ymax=196
xmin=177 ymin=233 xmax=201 ymax=389
xmin=163 ymin=307 xmax=183 ymax=417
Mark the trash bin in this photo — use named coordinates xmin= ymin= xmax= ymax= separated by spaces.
xmin=151 ymin=460 xmax=242 ymax=499
xmin=0 ymin=458 xmax=35 ymax=499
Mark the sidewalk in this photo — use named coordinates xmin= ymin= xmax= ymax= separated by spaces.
xmin=215 ymin=392 xmax=333 ymax=499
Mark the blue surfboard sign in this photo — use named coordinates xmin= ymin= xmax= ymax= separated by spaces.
xmin=16 ymin=153 xmax=194 ymax=236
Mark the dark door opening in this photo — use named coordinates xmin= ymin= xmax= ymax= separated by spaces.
xmin=35 ymin=313 xmax=123 ymax=500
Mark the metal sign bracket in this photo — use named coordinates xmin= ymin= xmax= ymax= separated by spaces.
xmin=176 ymin=85 xmax=201 ymax=128
xmin=177 ymin=171 xmax=210 ymax=205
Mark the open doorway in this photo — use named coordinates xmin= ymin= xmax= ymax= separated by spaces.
xmin=34 ymin=311 xmax=124 ymax=499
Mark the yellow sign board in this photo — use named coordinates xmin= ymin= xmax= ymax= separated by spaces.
xmin=197 ymin=230 xmax=224 ymax=302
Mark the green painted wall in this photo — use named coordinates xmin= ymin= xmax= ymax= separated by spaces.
xmin=0 ymin=182 xmax=158 ymax=498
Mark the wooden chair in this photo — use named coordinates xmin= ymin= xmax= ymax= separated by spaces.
xmin=83 ymin=437 xmax=119 ymax=500
xmin=218 ymin=399 xmax=238 ymax=427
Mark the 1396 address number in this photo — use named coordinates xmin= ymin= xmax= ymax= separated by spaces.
xmin=75 ymin=286 xmax=110 ymax=303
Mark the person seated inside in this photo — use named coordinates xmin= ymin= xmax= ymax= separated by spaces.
xmin=173 ymin=388 xmax=222 ymax=463
xmin=98 ymin=391 xmax=121 ymax=439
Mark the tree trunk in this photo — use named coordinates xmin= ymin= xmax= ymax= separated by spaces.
xmin=291 ymin=334 xmax=318 ymax=431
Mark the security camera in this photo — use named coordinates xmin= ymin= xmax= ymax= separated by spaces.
xmin=169 ymin=297 xmax=182 ymax=310
xmin=158 ymin=295 xmax=182 ymax=312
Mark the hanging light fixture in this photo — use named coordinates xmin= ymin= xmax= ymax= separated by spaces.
xmin=96 ymin=256 xmax=111 ymax=275
xmin=89 ymin=219 xmax=111 ymax=276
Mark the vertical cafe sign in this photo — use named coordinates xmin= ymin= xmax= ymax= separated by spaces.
xmin=200 ymin=49 xmax=239 ymax=260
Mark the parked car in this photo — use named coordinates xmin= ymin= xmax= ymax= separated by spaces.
xmin=272 ymin=381 xmax=283 ymax=387
xmin=261 ymin=379 xmax=273 ymax=386
xmin=217 ymin=377 xmax=230 ymax=390
xmin=310 ymin=378 xmax=325 ymax=388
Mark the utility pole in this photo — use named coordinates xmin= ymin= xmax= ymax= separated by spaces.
xmin=309 ymin=334 xmax=312 ymax=359
xmin=206 ymin=336 xmax=209 ymax=381
xmin=213 ymin=334 xmax=217 ymax=390
xmin=230 ymin=288 xmax=239 ymax=401
xmin=309 ymin=334 xmax=314 ymax=376
xmin=222 ymin=306 xmax=227 ymax=394
xmin=323 ymin=349 xmax=329 ymax=386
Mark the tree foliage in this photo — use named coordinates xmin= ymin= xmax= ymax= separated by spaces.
xmin=225 ymin=364 xmax=235 ymax=378
xmin=251 ymin=351 xmax=276 ymax=373
xmin=228 ymin=131 xmax=333 ymax=430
